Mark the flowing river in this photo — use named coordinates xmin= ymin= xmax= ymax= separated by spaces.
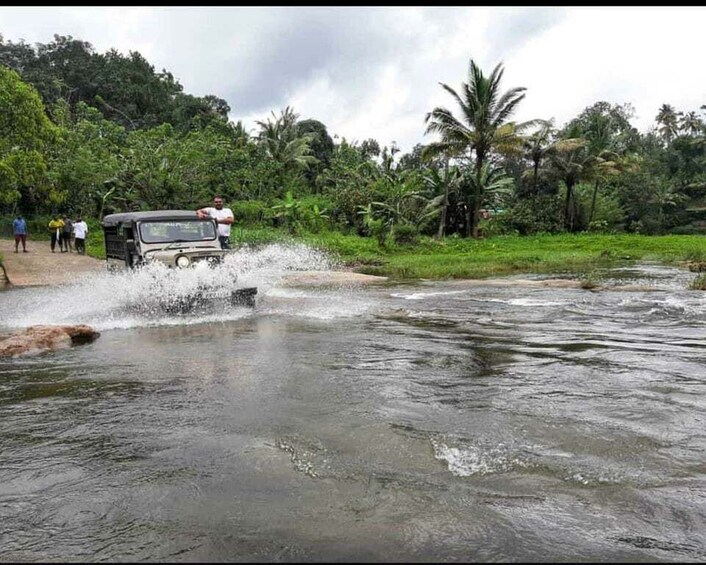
xmin=1 ymin=244 xmax=705 ymax=562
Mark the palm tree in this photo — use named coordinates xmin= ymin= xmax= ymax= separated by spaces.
xmin=423 ymin=58 xmax=534 ymax=237
xmin=649 ymin=183 xmax=686 ymax=232
xmin=422 ymin=162 xmax=460 ymax=239
xmin=522 ymin=119 xmax=556 ymax=194
xmin=256 ymin=106 xmax=318 ymax=171
xmin=680 ymin=111 xmax=704 ymax=136
xmin=466 ymin=161 xmax=516 ymax=214
xmin=656 ymin=104 xmax=681 ymax=144
xmin=544 ymin=127 xmax=598 ymax=232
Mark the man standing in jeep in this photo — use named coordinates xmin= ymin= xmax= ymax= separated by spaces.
xmin=196 ymin=196 xmax=234 ymax=250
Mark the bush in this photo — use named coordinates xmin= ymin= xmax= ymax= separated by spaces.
xmin=231 ymin=200 xmax=273 ymax=227
xmin=392 ymin=223 xmax=418 ymax=245
xmin=298 ymin=195 xmax=334 ymax=233
xmin=499 ymin=195 xmax=564 ymax=235
xmin=576 ymin=184 xmax=626 ymax=232
xmin=670 ymin=225 xmax=706 ymax=235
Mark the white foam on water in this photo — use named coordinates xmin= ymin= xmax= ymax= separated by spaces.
xmin=507 ymin=297 xmax=568 ymax=307
xmin=431 ymin=437 xmax=529 ymax=477
xmin=617 ymin=293 xmax=706 ymax=321
xmin=390 ymin=290 xmax=468 ymax=300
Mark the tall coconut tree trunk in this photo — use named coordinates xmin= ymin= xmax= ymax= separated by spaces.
xmin=564 ymin=180 xmax=575 ymax=232
xmin=437 ymin=188 xmax=449 ymax=239
xmin=437 ymin=159 xmax=449 ymax=239
xmin=471 ymin=152 xmax=484 ymax=238
xmin=588 ymin=180 xmax=599 ymax=226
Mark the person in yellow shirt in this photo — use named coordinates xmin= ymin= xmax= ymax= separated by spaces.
xmin=48 ymin=215 xmax=64 ymax=253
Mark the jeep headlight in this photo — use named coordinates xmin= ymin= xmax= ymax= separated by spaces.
xmin=176 ymin=255 xmax=191 ymax=268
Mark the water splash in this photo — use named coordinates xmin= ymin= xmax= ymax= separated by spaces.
xmin=0 ymin=243 xmax=337 ymax=331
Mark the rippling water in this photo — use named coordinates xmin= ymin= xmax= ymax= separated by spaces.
xmin=1 ymin=250 xmax=705 ymax=562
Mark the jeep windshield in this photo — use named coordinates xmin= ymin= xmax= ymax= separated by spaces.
xmin=139 ymin=220 xmax=217 ymax=244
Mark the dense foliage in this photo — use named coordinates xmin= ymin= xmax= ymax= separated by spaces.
xmin=2 ymin=33 xmax=706 ymax=240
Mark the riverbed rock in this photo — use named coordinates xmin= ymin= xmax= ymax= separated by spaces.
xmin=0 ymin=324 xmax=100 ymax=358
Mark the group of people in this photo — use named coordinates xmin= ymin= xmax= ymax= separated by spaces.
xmin=47 ymin=215 xmax=89 ymax=254
xmin=10 ymin=214 xmax=88 ymax=255
xmin=11 ymin=198 xmax=229 ymax=257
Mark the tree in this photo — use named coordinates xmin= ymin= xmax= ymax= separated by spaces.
xmin=1 ymin=34 xmax=228 ymax=134
xmin=256 ymin=106 xmax=318 ymax=173
xmin=680 ymin=111 xmax=704 ymax=137
xmin=560 ymin=102 xmax=637 ymax=225
xmin=464 ymin=161 xmax=515 ymax=214
xmin=544 ymin=125 xmax=619 ymax=232
xmin=0 ymin=65 xmax=59 ymax=211
xmin=296 ymin=119 xmax=334 ymax=166
xmin=521 ymin=119 xmax=556 ymax=195
xmin=46 ymin=101 xmax=126 ymax=217
xmin=656 ymin=104 xmax=681 ymax=145
xmin=318 ymin=139 xmax=380 ymax=230
xmin=359 ymin=138 xmax=381 ymax=159
xmin=422 ymin=163 xmax=460 ymax=238
xmin=296 ymin=118 xmax=334 ymax=190
xmin=424 ymin=58 xmax=533 ymax=237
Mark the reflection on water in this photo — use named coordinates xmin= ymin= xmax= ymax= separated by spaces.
xmin=1 ymin=250 xmax=705 ymax=562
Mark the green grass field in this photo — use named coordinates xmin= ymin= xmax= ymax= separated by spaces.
xmin=6 ymin=228 xmax=704 ymax=282
xmin=247 ymin=229 xmax=706 ymax=281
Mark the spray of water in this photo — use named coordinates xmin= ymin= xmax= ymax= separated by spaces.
xmin=0 ymin=243 xmax=347 ymax=330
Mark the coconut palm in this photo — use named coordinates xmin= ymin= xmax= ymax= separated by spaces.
xmin=423 ymin=58 xmax=535 ymax=237
xmin=680 ymin=111 xmax=704 ymax=136
xmin=466 ymin=161 xmax=516 ymax=213
xmin=256 ymin=106 xmax=318 ymax=171
xmin=521 ymin=119 xmax=556 ymax=194
xmin=422 ymin=163 xmax=460 ymax=238
xmin=544 ymin=125 xmax=601 ymax=232
xmin=656 ymin=104 xmax=681 ymax=144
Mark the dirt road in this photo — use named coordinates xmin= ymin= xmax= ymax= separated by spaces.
xmin=0 ymin=238 xmax=105 ymax=288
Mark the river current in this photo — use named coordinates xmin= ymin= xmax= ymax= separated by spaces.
xmin=1 ymin=244 xmax=705 ymax=562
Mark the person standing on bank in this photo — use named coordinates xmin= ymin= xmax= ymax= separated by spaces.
xmin=196 ymin=196 xmax=234 ymax=250
xmin=48 ymin=215 xmax=64 ymax=253
xmin=12 ymin=214 xmax=28 ymax=253
xmin=73 ymin=216 xmax=88 ymax=255
xmin=61 ymin=215 xmax=74 ymax=252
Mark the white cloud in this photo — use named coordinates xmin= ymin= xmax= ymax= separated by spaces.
xmin=2 ymin=6 xmax=705 ymax=153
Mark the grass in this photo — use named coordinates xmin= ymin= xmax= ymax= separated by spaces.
xmin=299 ymin=231 xmax=706 ymax=281
xmin=10 ymin=227 xmax=706 ymax=282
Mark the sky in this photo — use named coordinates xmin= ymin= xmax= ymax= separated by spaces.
xmin=2 ymin=6 xmax=706 ymax=154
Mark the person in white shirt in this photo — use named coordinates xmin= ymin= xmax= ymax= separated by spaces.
xmin=196 ymin=196 xmax=234 ymax=249
xmin=73 ymin=217 xmax=88 ymax=255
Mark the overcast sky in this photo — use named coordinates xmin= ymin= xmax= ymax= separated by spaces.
xmin=2 ymin=6 xmax=706 ymax=153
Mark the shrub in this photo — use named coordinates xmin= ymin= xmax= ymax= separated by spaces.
xmin=231 ymin=200 xmax=273 ymax=227
xmin=500 ymin=195 xmax=564 ymax=235
xmin=670 ymin=225 xmax=706 ymax=235
xmin=392 ymin=223 xmax=418 ymax=245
